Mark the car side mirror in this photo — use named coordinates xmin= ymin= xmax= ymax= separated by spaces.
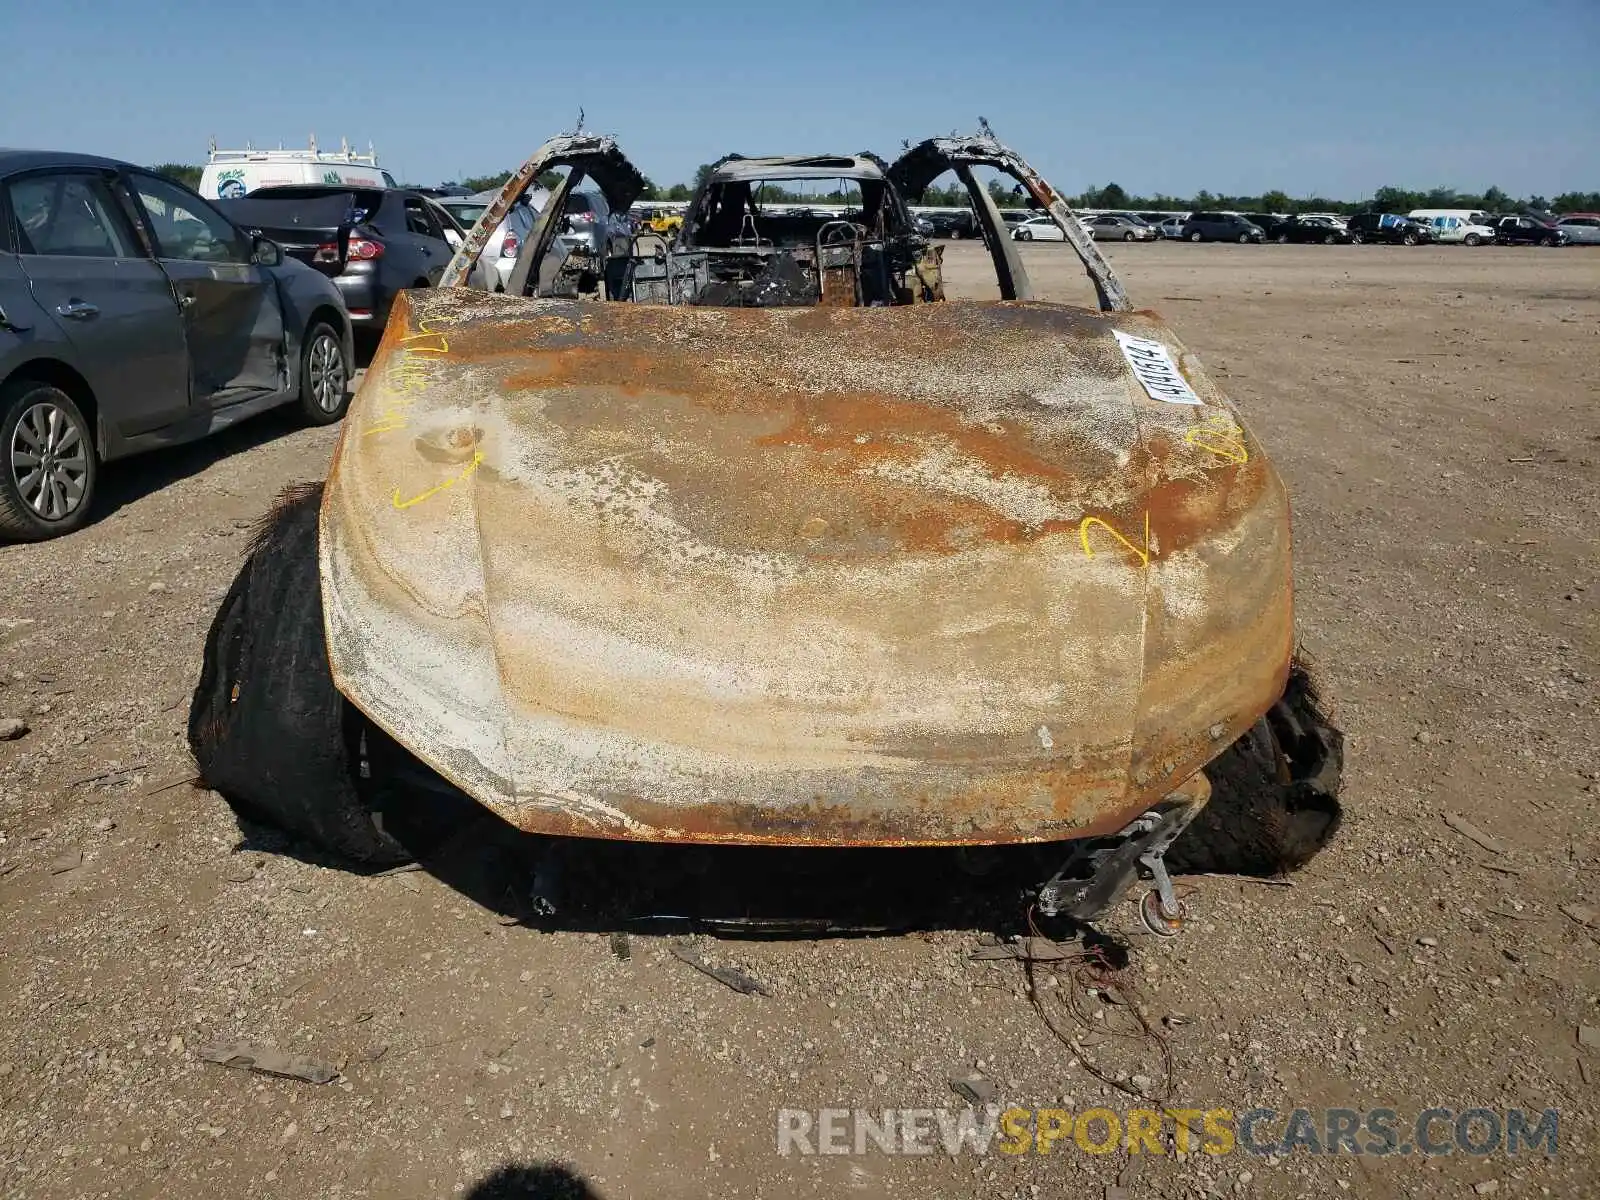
xmin=251 ymin=236 xmax=283 ymax=268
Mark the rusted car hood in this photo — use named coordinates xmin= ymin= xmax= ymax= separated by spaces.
xmin=320 ymin=289 xmax=1293 ymax=844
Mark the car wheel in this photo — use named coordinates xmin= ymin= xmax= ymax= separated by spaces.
xmin=0 ymin=380 xmax=98 ymax=541
xmin=1540 ymin=235 xmax=1556 ymax=247
xmin=1123 ymin=231 xmax=1135 ymax=241
xmin=298 ymin=321 xmax=351 ymax=425
xmin=1323 ymin=233 xmax=1337 ymax=245
xmin=1464 ymin=233 xmax=1481 ymax=247
xmin=1166 ymin=658 xmax=1343 ymax=877
xmin=1017 ymin=230 xmax=1032 ymax=241
xmin=1188 ymin=231 xmax=1203 ymax=242
xmin=1349 ymin=232 xmax=1363 ymax=244
xmin=1237 ymin=232 xmax=1250 ymax=244
xmin=189 ymin=482 xmax=410 ymax=865
xmin=1277 ymin=234 xmax=1289 ymax=244
xmin=1401 ymin=232 xmax=1418 ymax=246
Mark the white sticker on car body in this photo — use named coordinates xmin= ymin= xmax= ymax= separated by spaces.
xmin=1112 ymin=330 xmax=1203 ymax=406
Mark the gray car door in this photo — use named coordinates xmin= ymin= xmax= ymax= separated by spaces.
xmin=122 ymin=171 xmax=286 ymax=405
xmin=5 ymin=169 xmax=190 ymax=437
xmin=403 ymin=196 xmax=451 ymax=286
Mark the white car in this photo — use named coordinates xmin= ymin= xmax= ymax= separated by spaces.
xmin=439 ymin=193 xmax=547 ymax=292
xmin=1011 ymin=215 xmax=1066 ymax=242
xmin=423 ymin=200 xmax=499 ymax=293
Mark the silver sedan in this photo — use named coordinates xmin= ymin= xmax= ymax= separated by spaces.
xmin=1556 ymin=216 xmax=1600 ymax=245
xmin=1085 ymin=214 xmax=1157 ymax=242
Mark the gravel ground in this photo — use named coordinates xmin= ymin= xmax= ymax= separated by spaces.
xmin=1 ymin=242 xmax=1596 ymax=1199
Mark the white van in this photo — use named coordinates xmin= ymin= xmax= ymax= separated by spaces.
xmin=1408 ymin=209 xmax=1495 ymax=246
xmin=197 ymin=139 xmax=396 ymax=201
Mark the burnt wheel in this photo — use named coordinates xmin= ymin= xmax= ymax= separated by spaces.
xmin=189 ymin=483 xmax=409 ymax=864
xmin=1167 ymin=659 xmax=1344 ymax=877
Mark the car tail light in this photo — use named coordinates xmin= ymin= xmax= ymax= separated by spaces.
xmin=568 ymin=211 xmax=594 ymax=225
xmin=313 ymin=242 xmax=340 ymax=263
xmin=346 ymin=237 xmax=384 ymax=261
xmin=501 ymin=231 xmax=520 ymax=258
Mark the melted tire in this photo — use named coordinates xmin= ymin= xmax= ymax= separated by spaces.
xmin=1166 ymin=658 xmax=1344 ymax=876
xmin=188 ymin=482 xmax=409 ymax=865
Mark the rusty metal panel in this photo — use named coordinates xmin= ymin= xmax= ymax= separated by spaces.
xmin=320 ymin=290 xmax=1292 ymax=845
xmin=888 ymin=133 xmax=1131 ymax=312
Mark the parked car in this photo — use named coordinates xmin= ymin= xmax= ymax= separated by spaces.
xmin=219 ymin=185 xmax=490 ymax=326
xmin=1406 ymin=211 xmax=1495 ymax=245
xmin=920 ymin=209 xmax=980 ymax=239
xmin=1010 ymin=215 xmax=1065 ymax=241
xmin=1344 ymin=213 xmax=1434 ymax=245
xmin=0 ymin=150 xmax=354 ymax=540
xmin=1084 ymin=214 xmax=1156 ymax=241
xmin=1265 ymin=216 xmax=1353 ymax=244
xmin=1241 ymin=213 xmax=1282 ymax=234
xmin=425 ymin=201 xmax=500 ymax=291
xmin=638 ymin=207 xmax=685 ymax=237
xmin=1555 ymin=214 xmax=1600 ymax=245
xmin=1180 ymin=212 xmax=1265 ymax=243
xmin=1492 ymin=215 xmax=1568 ymax=246
xmin=1155 ymin=216 xmax=1188 ymax=239
xmin=437 ymin=196 xmax=540 ymax=292
xmin=199 ymin=141 xmax=395 ymax=201
xmin=557 ymin=189 xmax=631 ymax=259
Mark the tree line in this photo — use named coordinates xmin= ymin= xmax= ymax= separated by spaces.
xmin=151 ymin=162 xmax=1598 ymax=216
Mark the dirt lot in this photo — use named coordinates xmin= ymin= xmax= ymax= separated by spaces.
xmin=1 ymin=242 xmax=1596 ymax=1199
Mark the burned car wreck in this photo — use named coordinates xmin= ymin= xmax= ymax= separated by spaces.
xmin=190 ymin=131 xmax=1342 ymax=935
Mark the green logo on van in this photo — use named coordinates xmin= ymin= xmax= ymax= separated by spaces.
xmin=323 ymin=170 xmax=342 ymax=185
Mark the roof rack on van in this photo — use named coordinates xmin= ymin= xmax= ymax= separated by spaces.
xmin=207 ymin=134 xmax=380 ymax=167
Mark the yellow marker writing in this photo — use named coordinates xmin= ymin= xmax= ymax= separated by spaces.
xmin=391 ymin=450 xmax=484 ymax=511
xmin=1079 ymin=510 xmax=1151 ymax=569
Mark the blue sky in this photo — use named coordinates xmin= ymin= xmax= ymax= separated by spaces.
xmin=3 ymin=0 xmax=1596 ymax=199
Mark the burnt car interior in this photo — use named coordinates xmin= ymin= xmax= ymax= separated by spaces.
xmin=449 ymin=132 xmax=1132 ymax=314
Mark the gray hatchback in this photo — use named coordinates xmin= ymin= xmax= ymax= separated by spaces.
xmin=0 ymin=150 xmax=354 ymax=540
